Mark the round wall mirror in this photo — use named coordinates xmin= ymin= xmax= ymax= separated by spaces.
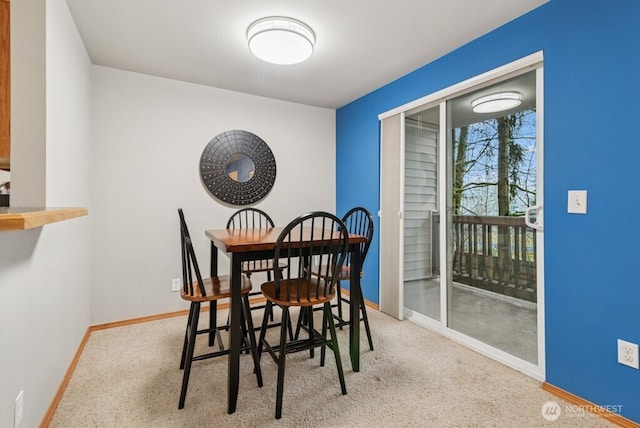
xmin=200 ymin=130 xmax=276 ymax=205
xmin=225 ymin=153 xmax=255 ymax=183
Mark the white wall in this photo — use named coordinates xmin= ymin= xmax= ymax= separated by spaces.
xmin=46 ymin=0 xmax=92 ymax=207
xmin=1 ymin=2 xmax=335 ymax=424
xmin=0 ymin=0 xmax=92 ymax=427
xmin=90 ymin=66 xmax=336 ymax=324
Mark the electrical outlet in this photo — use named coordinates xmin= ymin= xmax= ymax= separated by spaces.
xmin=171 ymin=278 xmax=181 ymax=292
xmin=14 ymin=390 xmax=23 ymax=428
xmin=618 ymin=339 xmax=639 ymax=369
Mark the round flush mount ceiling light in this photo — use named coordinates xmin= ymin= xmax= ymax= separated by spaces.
xmin=247 ymin=17 xmax=315 ymax=65
xmin=471 ymin=92 xmax=522 ymax=113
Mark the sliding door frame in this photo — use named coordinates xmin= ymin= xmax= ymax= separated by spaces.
xmin=379 ymin=112 xmax=405 ymax=320
xmin=379 ymin=51 xmax=545 ymax=380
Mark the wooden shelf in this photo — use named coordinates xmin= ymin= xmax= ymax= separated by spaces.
xmin=0 ymin=207 xmax=88 ymax=231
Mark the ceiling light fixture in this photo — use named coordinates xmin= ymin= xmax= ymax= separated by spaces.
xmin=247 ymin=17 xmax=315 ymax=65
xmin=471 ymin=92 xmax=522 ymax=113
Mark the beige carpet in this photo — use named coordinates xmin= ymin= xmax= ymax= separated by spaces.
xmin=49 ymin=307 xmax=615 ymax=427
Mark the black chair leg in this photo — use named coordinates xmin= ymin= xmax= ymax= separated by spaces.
xmin=179 ymin=302 xmax=200 ymax=409
xmin=333 ymin=288 xmax=374 ymax=351
xmin=180 ymin=304 xmax=195 ymax=370
xmin=258 ymin=301 xmax=273 ymax=355
xmin=239 ymin=300 xmax=250 ymax=355
xmin=287 ymin=313 xmax=294 ymax=341
xmin=209 ymin=301 xmax=218 ymax=346
xmin=294 ymin=307 xmax=303 ymax=340
xmin=307 ymin=306 xmax=315 ymax=359
xmin=360 ymin=294 xmax=374 ymax=351
xmin=336 ymin=282 xmax=344 ymax=329
xmin=214 ymin=328 xmax=224 ymax=351
xmin=326 ymin=302 xmax=347 ymax=395
xmin=242 ymin=294 xmax=263 ymax=387
xmin=266 ymin=271 xmax=275 ymax=321
xmin=275 ymin=307 xmax=290 ymax=420
xmin=320 ymin=304 xmax=329 ymax=366
xmin=293 ymin=306 xmax=309 ymax=340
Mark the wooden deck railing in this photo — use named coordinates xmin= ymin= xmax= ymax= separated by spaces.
xmin=451 ymin=215 xmax=537 ymax=302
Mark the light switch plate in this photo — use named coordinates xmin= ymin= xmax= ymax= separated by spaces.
xmin=568 ymin=190 xmax=587 ymax=214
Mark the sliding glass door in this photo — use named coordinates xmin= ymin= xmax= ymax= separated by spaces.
xmin=386 ymin=56 xmax=544 ymax=376
xmin=403 ymin=106 xmax=441 ymax=321
xmin=445 ymin=71 xmax=540 ymax=364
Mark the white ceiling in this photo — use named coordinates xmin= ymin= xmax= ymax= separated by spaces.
xmin=64 ymin=0 xmax=547 ymax=109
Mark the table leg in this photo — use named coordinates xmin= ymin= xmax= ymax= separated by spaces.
xmin=227 ymin=254 xmax=242 ymax=414
xmin=349 ymin=245 xmax=361 ymax=372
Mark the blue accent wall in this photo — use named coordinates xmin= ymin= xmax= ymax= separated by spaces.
xmin=336 ymin=0 xmax=640 ymax=422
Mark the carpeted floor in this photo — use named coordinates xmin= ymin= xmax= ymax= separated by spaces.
xmin=49 ymin=307 xmax=615 ymax=427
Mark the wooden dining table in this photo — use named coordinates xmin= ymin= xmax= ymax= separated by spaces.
xmin=206 ymin=226 xmax=367 ymax=414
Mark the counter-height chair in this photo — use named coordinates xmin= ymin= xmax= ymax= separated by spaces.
xmin=227 ymin=207 xmax=287 ymax=289
xmin=177 ymin=208 xmax=262 ymax=409
xmin=258 ymin=212 xmax=349 ymax=419
xmin=227 ymin=208 xmax=290 ymax=335
xmin=302 ymin=206 xmax=375 ymax=351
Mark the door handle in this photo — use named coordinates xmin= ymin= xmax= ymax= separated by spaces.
xmin=525 ymin=205 xmax=543 ymax=231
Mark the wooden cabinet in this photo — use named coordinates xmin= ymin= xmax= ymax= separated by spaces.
xmin=0 ymin=0 xmax=9 ymax=170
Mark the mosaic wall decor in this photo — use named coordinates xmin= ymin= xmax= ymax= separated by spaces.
xmin=200 ymin=130 xmax=276 ymax=205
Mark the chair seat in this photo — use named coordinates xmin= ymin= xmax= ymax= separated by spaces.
xmin=261 ymin=278 xmax=335 ymax=307
xmin=242 ymin=259 xmax=288 ymax=274
xmin=308 ymin=264 xmax=364 ymax=281
xmin=180 ymin=274 xmax=252 ymax=302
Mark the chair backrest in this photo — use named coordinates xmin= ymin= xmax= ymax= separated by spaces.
xmin=226 ymin=207 xmax=275 ymax=230
xmin=178 ymin=208 xmax=207 ymax=297
xmin=273 ymin=212 xmax=349 ymax=303
xmin=342 ymin=207 xmax=374 ymax=270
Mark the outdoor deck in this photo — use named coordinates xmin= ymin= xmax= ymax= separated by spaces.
xmin=448 ymin=214 xmax=537 ymax=302
xmin=404 ymin=278 xmax=537 ymax=363
xmin=404 ymin=214 xmax=539 ymax=363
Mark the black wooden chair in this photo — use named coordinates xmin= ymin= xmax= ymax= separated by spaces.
xmin=302 ymin=206 xmax=375 ymax=350
xmin=226 ymin=208 xmax=291 ymax=336
xmin=258 ymin=212 xmax=349 ymax=419
xmin=226 ymin=207 xmax=287 ymax=292
xmin=177 ymin=208 xmax=262 ymax=409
